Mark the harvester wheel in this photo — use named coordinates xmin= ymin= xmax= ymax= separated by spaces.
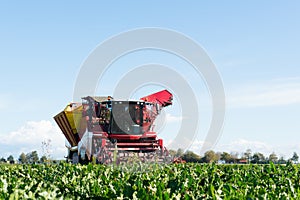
xmin=72 ymin=152 xmax=79 ymax=164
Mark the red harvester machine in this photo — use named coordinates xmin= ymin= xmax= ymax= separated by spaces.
xmin=54 ymin=89 xmax=173 ymax=164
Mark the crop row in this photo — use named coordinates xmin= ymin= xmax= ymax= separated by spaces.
xmin=1 ymin=162 xmax=300 ymax=199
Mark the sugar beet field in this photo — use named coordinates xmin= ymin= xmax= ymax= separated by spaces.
xmin=1 ymin=163 xmax=300 ymax=199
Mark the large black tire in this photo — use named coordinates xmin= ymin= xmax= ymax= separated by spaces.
xmin=72 ymin=152 xmax=79 ymax=164
xmin=79 ymin=153 xmax=90 ymax=165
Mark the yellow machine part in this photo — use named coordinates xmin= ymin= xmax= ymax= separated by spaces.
xmin=54 ymin=103 xmax=83 ymax=147
xmin=64 ymin=104 xmax=83 ymax=134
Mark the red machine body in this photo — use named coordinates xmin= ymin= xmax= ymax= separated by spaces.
xmin=54 ymin=89 xmax=173 ymax=164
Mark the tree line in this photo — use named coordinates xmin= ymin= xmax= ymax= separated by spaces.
xmin=1 ymin=148 xmax=299 ymax=164
xmin=0 ymin=139 xmax=53 ymax=164
xmin=0 ymin=151 xmax=49 ymax=164
xmin=168 ymin=148 xmax=299 ymax=164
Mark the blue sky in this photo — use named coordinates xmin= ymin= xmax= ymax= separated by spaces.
xmin=0 ymin=1 xmax=300 ymax=159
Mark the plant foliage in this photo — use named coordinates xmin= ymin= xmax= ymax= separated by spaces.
xmin=1 ymin=163 xmax=300 ymax=199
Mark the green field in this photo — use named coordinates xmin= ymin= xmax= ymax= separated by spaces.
xmin=1 ymin=162 xmax=300 ymax=199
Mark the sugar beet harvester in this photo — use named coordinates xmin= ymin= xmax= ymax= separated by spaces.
xmin=54 ymin=90 xmax=173 ymax=164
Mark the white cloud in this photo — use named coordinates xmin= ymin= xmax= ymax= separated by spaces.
xmin=214 ymin=139 xmax=273 ymax=155
xmin=0 ymin=120 xmax=66 ymax=159
xmin=228 ymin=77 xmax=300 ymax=108
xmin=188 ymin=139 xmax=204 ymax=152
xmin=165 ymin=113 xmax=183 ymax=123
xmin=166 ymin=139 xmax=205 ymax=153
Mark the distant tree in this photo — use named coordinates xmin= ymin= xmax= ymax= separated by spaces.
xmin=19 ymin=153 xmax=27 ymax=164
xmin=26 ymin=151 xmax=39 ymax=164
xmin=220 ymin=152 xmax=232 ymax=163
xmin=26 ymin=153 xmax=31 ymax=163
xmin=203 ymin=150 xmax=218 ymax=163
xmin=268 ymin=152 xmax=278 ymax=163
xmin=42 ymin=139 xmax=52 ymax=163
xmin=278 ymin=156 xmax=287 ymax=164
xmin=216 ymin=152 xmax=221 ymax=161
xmin=244 ymin=149 xmax=252 ymax=164
xmin=251 ymin=153 xmax=259 ymax=163
xmin=251 ymin=152 xmax=265 ymax=164
xmin=176 ymin=148 xmax=184 ymax=157
xmin=0 ymin=157 xmax=6 ymax=163
xmin=7 ymin=155 xmax=14 ymax=164
xmin=182 ymin=151 xmax=201 ymax=162
xmin=291 ymin=152 xmax=299 ymax=163
xmin=40 ymin=156 xmax=47 ymax=163
xmin=168 ymin=149 xmax=177 ymax=157
xmin=230 ymin=152 xmax=239 ymax=163
xmin=32 ymin=151 xmax=39 ymax=163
